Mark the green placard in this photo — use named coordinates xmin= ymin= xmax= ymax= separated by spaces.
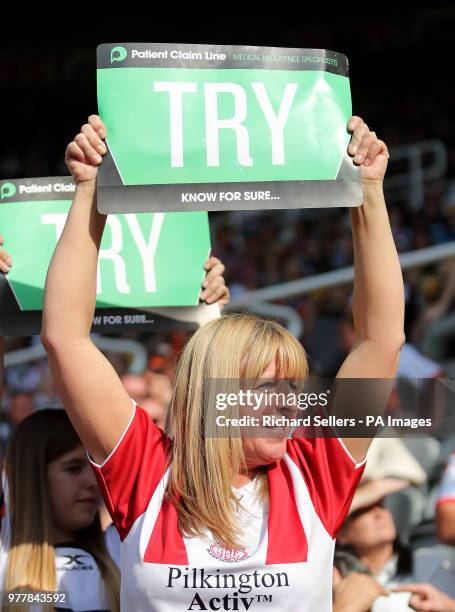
xmin=97 ymin=43 xmax=362 ymax=214
xmin=0 ymin=177 xmax=212 ymax=336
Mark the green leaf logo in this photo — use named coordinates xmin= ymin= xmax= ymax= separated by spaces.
xmin=110 ymin=46 xmax=128 ymax=64
xmin=1 ymin=182 xmax=16 ymax=200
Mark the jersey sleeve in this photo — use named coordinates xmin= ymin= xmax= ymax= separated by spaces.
xmin=437 ymin=453 xmax=455 ymax=505
xmin=286 ymin=435 xmax=366 ymax=537
xmin=89 ymin=403 xmax=171 ymax=540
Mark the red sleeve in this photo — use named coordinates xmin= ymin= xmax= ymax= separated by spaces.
xmin=286 ymin=436 xmax=365 ymax=537
xmin=89 ymin=404 xmax=171 ymax=541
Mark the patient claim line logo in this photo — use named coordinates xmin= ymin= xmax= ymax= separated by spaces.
xmin=0 ymin=182 xmax=16 ymax=200
xmin=110 ymin=46 xmax=128 ymax=63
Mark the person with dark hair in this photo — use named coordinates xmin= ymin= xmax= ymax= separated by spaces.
xmin=337 ymin=481 xmax=455 ymax=610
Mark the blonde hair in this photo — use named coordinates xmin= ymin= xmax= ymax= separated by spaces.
xmin=3 ymin=409 xmax=119 ymax=612
xmin=166 ymin=313 xmax=308 ymax=548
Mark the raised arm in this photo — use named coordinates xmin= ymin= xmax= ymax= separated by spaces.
xmin=41 ymin=117 xmax=230 ymax=463
xmin=41 ymin=116 xmax=133 ymax=463
xmin=336 ymin=117 xmax=405 ymax=462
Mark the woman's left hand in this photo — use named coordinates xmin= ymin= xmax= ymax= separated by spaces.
xmin=348 ymin=116 xmax=389 ymax=185
xmin=200 ymin=257 xmax=230 ymax=310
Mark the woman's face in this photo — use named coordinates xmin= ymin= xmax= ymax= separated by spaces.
xmin=47 ymin=445 xmax=100 ymax=540
xmin=241 ymin=359 xmax=296 ymax=469
xmin=338 ymin=502 xmax=397 ymax=555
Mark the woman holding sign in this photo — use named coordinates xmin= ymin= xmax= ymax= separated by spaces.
xmin=42 ymin=114 xmax=404 ymax=611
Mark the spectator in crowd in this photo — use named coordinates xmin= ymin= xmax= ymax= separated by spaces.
xmin=337 ymin=480 xmax=416 ymax=610
xmin=143 ymin=370 xmax=172 ymax=429
xmin=120 ymin=373 xmax=148 ymax=405
xmin=8 ymin=393 xmax=34 ymax=426
xmin=120 ymin=371 xmax=171 ymax=429
xmin=337 ymin=480 xmax=455 ymax=609
xmin=333 ymin=549 xmax=455 ymax=611
xmin=415 ymin=260 xmax=455 ymax=362
xmin=0 ymin=409 xmax=120 ymax=611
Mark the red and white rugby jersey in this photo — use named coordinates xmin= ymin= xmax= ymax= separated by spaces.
xmin=90 ymin=406 xmax=365 ymax=612
xmin=437 ymin=453 xmax=455 ymax=505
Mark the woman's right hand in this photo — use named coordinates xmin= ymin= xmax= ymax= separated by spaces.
xmin=65 ymin=115 xmax=107 ymax=184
